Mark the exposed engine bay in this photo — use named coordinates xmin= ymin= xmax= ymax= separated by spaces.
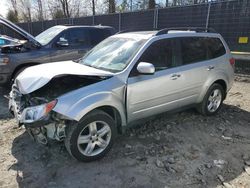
xmin=9 ymin=74 xmax=106 ymax=144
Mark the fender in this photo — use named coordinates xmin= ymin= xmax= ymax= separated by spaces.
xmin=53 ymin=83 xmax=127 ymax=126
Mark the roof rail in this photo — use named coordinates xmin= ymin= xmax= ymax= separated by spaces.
xmin=155 ymin=27 xmax=216 ymax=36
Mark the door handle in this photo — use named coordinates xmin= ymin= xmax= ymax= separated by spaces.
xmin=207 ymin=66 xmax=214 ymax=71
xmin=170 ymin=74 xmax=181 ymax=80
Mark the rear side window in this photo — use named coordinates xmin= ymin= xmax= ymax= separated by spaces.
xmin=68 ymin=28 xmax=90 ymax=47
xmin=89 ymin=29 xmax=113 ymax=45
xmin=206 ymin=38 xmax=226 ymax=58
xmin=180 ymin=37 xmax=208 ymax=65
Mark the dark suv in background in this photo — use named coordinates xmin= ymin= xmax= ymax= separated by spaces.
xmin=0 ymin=17 xmax=115 ymax=85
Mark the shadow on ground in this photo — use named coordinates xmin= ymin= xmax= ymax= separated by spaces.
xmin=0 ymin=87 xmax=11 ymax=119
xmin=9 ymin=104 xmax=250 ymax=188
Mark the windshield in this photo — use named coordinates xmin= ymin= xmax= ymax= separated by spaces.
xmin=35 ymin=26 xmax=66 ymax=45
xmin=79 ymin=37 xmax=146 ymax=73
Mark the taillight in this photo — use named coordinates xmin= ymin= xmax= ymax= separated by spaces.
xmin=229 ymin=58 xmax=235 ymax=67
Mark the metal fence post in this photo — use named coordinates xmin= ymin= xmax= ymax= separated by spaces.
xmin=119 ymin=13 xmax=121 ymax=31
xmin=92 ymin=15 xmax=95 ymax=25
xmin=206 ymin=2 xmax=211 ymax=29
xmin=154 ymin=8 xmax=159 ymax=29
xmin=156 ymin=8 xmax=159 ymax=29
xmin=42 ymin=20 xmax=44 ymax=31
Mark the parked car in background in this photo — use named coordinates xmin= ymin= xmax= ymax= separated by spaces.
xmin=0 ymin=35 xmax=25 ymax=47
xmin=0 ymin=17 xmax=115 ymax=85
xmin=9 ymin=27 xmax=234 ymax=162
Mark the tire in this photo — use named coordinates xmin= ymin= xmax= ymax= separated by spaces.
xmin=64 ymin=110 xmax=116 ymax=162
xmin=197 ymin=83 xmax=225 ymax=116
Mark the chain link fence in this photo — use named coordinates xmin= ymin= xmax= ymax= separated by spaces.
xmin=11 ymin=0 xmax=249 ymax=52
xmin=0 ymin=0 xmax=250 ymax=73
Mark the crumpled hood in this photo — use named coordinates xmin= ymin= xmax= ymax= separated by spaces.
xmin=16 ymin=61 xmax=114 ymax=94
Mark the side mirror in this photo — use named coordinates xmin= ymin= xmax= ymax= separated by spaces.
xmin=56 ymin=38 xmax=69 ymax=47
xmin=137 ymin=62 xmax=155 ymax=75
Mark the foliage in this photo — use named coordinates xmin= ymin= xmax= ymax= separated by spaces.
xmin=6 ymin=10 xmax=19 ymax=23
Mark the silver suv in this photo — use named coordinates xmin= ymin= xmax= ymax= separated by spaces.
xmin=9 ymin=28 xmax=234 ymax=162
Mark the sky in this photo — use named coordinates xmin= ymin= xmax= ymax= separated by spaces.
xmin=0 ymin=0 xmax=8 ymax=17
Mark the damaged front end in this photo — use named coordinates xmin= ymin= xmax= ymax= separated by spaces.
xmin=9 ymin=74 xmax=106 ymax=145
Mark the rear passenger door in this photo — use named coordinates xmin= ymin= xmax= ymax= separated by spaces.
xmin=176 ymin=37 xmax=216 ymax=105
xmin=50 ymin=28 xmax=91 ymax=62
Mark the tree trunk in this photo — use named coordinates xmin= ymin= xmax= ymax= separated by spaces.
xmin=92 ymin=0 xmax=95 ymax=15
xmin=148 ymin=0 xmax=155 ymax=9
xmin=59 ymin=0 xmax=70 ymax=18
xmin=37 ymin=0 xmax=43 ymax=21
xmin=172 ymin=0 xmax=177 ymax=6
xmin=108 ymin=0 xmax=116 ymax=13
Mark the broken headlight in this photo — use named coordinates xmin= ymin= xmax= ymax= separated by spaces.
xmin=20 ymin=100 xmax=57 ymax=123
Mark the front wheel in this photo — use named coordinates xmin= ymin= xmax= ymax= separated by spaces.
xmin=64 ymin=110 xmax=116 ymax=162
xmin=197 ymin=83 xmax=225 ymax=116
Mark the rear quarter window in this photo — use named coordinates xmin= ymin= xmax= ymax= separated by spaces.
xmin=206 ymin=37 xmax=226 ymax=59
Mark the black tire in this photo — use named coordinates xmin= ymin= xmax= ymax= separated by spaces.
xmin=64 ymin=110 xmax=116 ymax=162
xmin=197 ymin=83 xmax=225 ymax=116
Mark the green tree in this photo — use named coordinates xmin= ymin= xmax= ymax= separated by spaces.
xmin=6 ymin=10 xmax=19 ymax=23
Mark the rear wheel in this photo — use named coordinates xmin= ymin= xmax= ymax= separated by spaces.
xmin=197 ymin=83 xmax=225 ymax=116
xmin=64 ymin=110 xmax=116 ymax=162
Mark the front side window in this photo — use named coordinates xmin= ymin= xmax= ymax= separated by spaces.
xmin=180 ymin=37 xmax=208 ymax=65
xmin=36 ymin=26 xmax=66 ymax=46
xmin=68 ymin=28 xmax=90 ymax=47
xmin=79 ymin=37 xmax=146 ymax=73
xmin=137 ymin=39 xmax=176 ymax=71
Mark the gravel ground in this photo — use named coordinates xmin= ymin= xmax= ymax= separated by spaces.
xmin=1 ymin=78 xmax=250 ymax=188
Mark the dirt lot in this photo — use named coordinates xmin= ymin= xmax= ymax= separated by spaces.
xmin=1 ymin=78 xmax=250 ymax=188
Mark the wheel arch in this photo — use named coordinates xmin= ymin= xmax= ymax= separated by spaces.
xmin=12 ymin=62 xmax=40 ymax=79
xmin=87 ymin=106 xmax=123 ymax=134
xmin=198 ymin=74 xmax=229 ymax=103
xmin=54 ymin=92 xmax=127 ymax=134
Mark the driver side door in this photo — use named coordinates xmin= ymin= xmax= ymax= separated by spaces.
xmin=126 ymin=38 xmax=186 ymax=123
xmin=50 ymin=28 xmax=91 ymax=62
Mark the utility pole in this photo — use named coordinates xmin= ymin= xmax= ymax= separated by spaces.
xmin=130 ymin=0 xmax=132 ymax=11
